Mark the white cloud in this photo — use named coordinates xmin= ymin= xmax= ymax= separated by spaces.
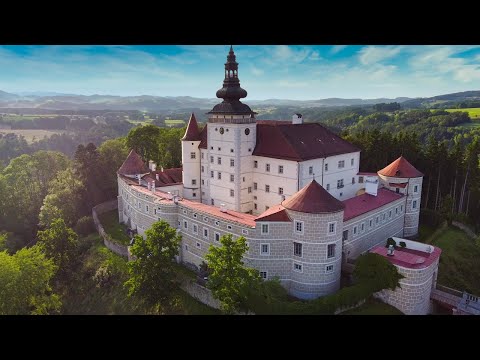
xmin=251 ymin=66 xmax=264 ymax=76
xmin=358 ymin=45 xmax=403 ymax=65
xmin=330 ymin=45 xmax=347 ymax=54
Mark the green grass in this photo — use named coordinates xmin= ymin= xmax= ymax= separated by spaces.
xmin=98 ymin=210 xmax=131 ymax=245
xmin=165 ymin=119 xmax=186 ymax=127
xmin=429 ymin=226 xmax=480 ymax=296
xmin=341 ymin=297 xmax=403 ymax=315
xmin=445 ymin=107 xmax=480 ymax=119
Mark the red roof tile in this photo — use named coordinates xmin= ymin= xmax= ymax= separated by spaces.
xmin=252 ymin=122 xmax=360 ymax=161
xmin=378 ymin=156 xmax=423 ymax=178
xmin=370 ymin=245 xmax=441 ymax=269
xmin=283 ymin=180 xmax=345 ymax=214
xmin=343 ymin=188 xmax=403 ymax=221
xmin=180 ymin=200 xmax=257 ymax=227
xmin=198 ymin=123 xmax=208 ymax=149
xmin=389 ymin=182 xmax=407 ymax=188
xmin=118 ymin=149 xmax=149 ymax=175
xmin=255 ymin=205 xmax=292 ymax=222
xmin=182 ymin=113 xmax=200 ymax=141
xmin=143 ymin=167 xmax=183 ymax=187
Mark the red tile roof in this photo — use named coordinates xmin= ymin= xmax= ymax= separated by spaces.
xmin=343 ymin=188 xmax=403 ymax=221
xmin=182 ymin=113 xmax=200 ymax=141
xmin=179 ymin=200 xmax=257 ymax=227
xmin=370 ymin=245 xmax=441 ymax=269
xmin=198 ymin=123 xmax=208 ymax=149
xmin=252 ymin=122 xmax=360 ymax=161
xmin=255 ymin=205 xmax=292 ymax=222
xmin=283 ymin=180 xmax=345 ymax=214
xmin=358 ymin=172 xmax=378 ymax=176
xmin=143 ymin=167 xmax=183 ymax=187
xmin=118 ymin=149 xmax=149 ymax=175
xmin=378 ymin=156 xmax=423 ymax=178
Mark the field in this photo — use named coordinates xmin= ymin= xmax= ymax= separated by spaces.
xmin=0 ymin=129 xmax=65 ymax=143
xmin=428 ymin=226 xmax=480 ymax=296
xmin=165 ymin=119 xmax=185 ymax=127
xmin=1 ymin=114 xmax=59 ymax=121
xmin=445 ymin=107 xmax=480 ymax=119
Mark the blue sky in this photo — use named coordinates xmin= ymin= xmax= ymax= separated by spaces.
xmin=0 ymin=45 xmax=479 ymax=100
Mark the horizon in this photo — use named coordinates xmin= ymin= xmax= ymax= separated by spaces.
xmin=1 ymin=45 xmax=480 ymax=100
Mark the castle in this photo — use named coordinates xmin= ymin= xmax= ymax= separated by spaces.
xmin=117 ymin=46 xmax=424 ymax=299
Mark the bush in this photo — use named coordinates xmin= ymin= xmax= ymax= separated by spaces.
xmin=75 ymin=216 xmax=96 ymax=236
xmin=386 ymin=237 xmax=396 ymax=248
xmin=399 ymin=241 xmax=406 ymax=248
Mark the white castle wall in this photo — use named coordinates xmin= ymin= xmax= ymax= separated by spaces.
xmin=181 ymin=139 xmax=201 ymax=201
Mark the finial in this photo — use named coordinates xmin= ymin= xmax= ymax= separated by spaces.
xmin=230 ymin=45 xmax=234 ymax=52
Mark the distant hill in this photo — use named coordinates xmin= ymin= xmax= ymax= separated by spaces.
xmin=0 ymin=90 xmax=477 ymax=111
xmin=401 ymin=90 xmax=480 ymax=109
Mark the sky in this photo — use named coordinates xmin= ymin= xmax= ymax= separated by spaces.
xmin=0 ymin=45 xmax=480 ymax=100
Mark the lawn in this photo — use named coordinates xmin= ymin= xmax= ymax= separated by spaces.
xmin=341 ymin=297 xmax=403 ymax=315
xmin=165 ymin=119 xmax=186 ymax=127
xmin=445 ymin=107 xmax=480 ymax=119
xmin=0 ymin=129 xmax=66 ymax=143
xmin=417 ymin=224 xmax=436 ymax=243
xmin=98 ymin=209 xmax=131 ymax=245
xmin=429 ymin=226 xmax=480 ymax=296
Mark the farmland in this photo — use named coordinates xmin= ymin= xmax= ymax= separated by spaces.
xmin=445 ymin=107 xmax=480 ymax=119
xmin=165 ymin=119 xmax=185 ymax=127
xmin=0 ymin=129 xmax=66 ymax=143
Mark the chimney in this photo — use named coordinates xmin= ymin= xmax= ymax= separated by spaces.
xmin=137 ymin=175 xmax=141 ymax=185
xmin=220 ymin=203 xmax=227 ymax=213
xmin=147 ymin=182 xmax=151 ymax=191
xmin=156 ymin=174 xmax=159 ymax=181
xmin=148 ymin=160 xmax=157 ymax=172
xmin=152 ymin=181 xmax=156 ymax=194
xmin=161 ymin=166 xmax=164 ymax=172
xmin=292 ymin=113 xmax=303 ymax=125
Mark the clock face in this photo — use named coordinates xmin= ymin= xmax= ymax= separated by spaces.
xmin=220 ymin=127 xmax=225 ymax=134
xmin=245 ymin=128 xmax=250 ymax=135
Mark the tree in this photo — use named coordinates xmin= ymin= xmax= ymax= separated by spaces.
xmin=205 ymin=234 xmax=261 ymax=314
xmin=98 ymin=138 xmax=129 ymax=199
xmin=74 ymin=143 xmax=106 ymax=209
xmin=439 ymin=194 xmax=454 ymax=226
xmin=125 ymin=124 xmax=161 ymax=163
xmin=353 ymin=253 xmax=404 ymax=292
xmin=36 ymin=218 xmax=79 ymax=279
xmin=125 ymin=220 xmax=181 ymax=309
xmin=0 ymin=245 xmax=60 ymax=314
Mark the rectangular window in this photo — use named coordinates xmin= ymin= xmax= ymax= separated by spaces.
xmin=242 ymin=229 xmax=248 ymax=235
xmin=361 ymin=223 xmax=365 ymax=232
xmin=254 ymin=182 xmax=257 ymax=190
xmin=183 ymin=220 xmax=188 ymax=229
xmin=217 ymin=157 xmax=221 ymax=165
xmin=266 ymin=164 xmax=270 ymax=172
xmin=210 ymin=156 xmax=214 ymax=163
xmin=293 ymin=263 xmax=303 ymax=272
xmin=396 ymin=188 xmax=400 ymax=194
xmin=261 ymin=243 xmax=270 ymax=255
xmin=369 ymin=219 xmax=373 ymax=227
xmin=328 ymin=222 xmax=336 ymax=234
xmin=353 ymin=226 xmax=357 ymax=235
xmin=295 ymin=221 xmax=303 ymax=233
xmin=309 ymin=166 xmax=313 ymax=175
xmin=326 ymin=265 xmax=334 ymax=273
xmin=383 ymin=214 xmax=386 ymax=221
xmin=230 ymin=159 xmax=234 ymax=167
xmin=352 ymin=177 xmax=355 ymax=184
xmin=202 ymin=179 xmax=205 ymax=185
xmin=203 ymin=228 xmax=208 ymax=239
xmin=218 ymin=172 xmax=222 ymax=180
xmin=145 ymin=205 xmax=149 ymax=213
xmin=401 ymin=205 xmax=404 ymax=212
xmin=248 ymin=187 xmax=252 ymax=193
xmin=265 ymin=185 xmax=270 ymax=193
xmin=325 ymin=163 xmax=328 ymax=171
xmin=196 ymin=242 xmax=201 ymax=249
xmin=260 ymin=271 xmax=267 ymax=280
xmin=230 ymin=174 xmax=234 ymax=182
xmin=230 ymin=189 xmax=234 ymax=197
xmin=396 ymin=207 xmax=398 ymax=214
xmin=337 ymin=179 xmax=344 ymax=189
xmin=210 ymin=171 xmax=214 ymax=178
xmin=359 ymin=176 xmax=364 ymax=183
xmin=389 ymin=210 xmax=392 ymax=219
xmin=413 ymin=200 xmax=417 ymax=209
xmin=201 ymin=152 xmax=204 ymax=159
xmin=211 ymin=199 xmax=215 ymax=205
xmin=193 ymin=224 xmax=198 ymax=234
xmin=261 ymin=224 xmax=269 ymax=234
xmin=254 ymin=203 xmax=257 ymax=210
xmin=376 ymin=216 xmax=379 ymax=224
xmin=279 ymin=187 xmax=284 ymax=195
xmin=230 ymin=149 xmax=234 ymax=153
xmin=278 ymin=165 xmax=284 ymax=174
xmin=414 ymin=185 xmax=418 ymax=193
xmin=342 ymin=230 xmax=349 ymax=241
xmin=192 ymin=179 xmax=196 ymax=185
xmin=326 ymin=184 xmax=330 ymax=191
xmin=201 ymin=166 xmax=204 ymax=173
xmin=218 ymin=147 xmax=221 ymax=151
xmin=351 ymin=158 xmax=354 ymax=166
xmin=338 ymin=160 xmax=345 ymax=169
xmin=327 ymin=244 xmax=336 ymax=258
xmin=190 ymin=152 xmax=196 ymax=159
xmin=294 ymin=242 xmax=303 ymax=257
xmin=254 ymin=160 xmax=258 ymax=168
xmin=212 ymin=232 xmax=220 ymax=243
